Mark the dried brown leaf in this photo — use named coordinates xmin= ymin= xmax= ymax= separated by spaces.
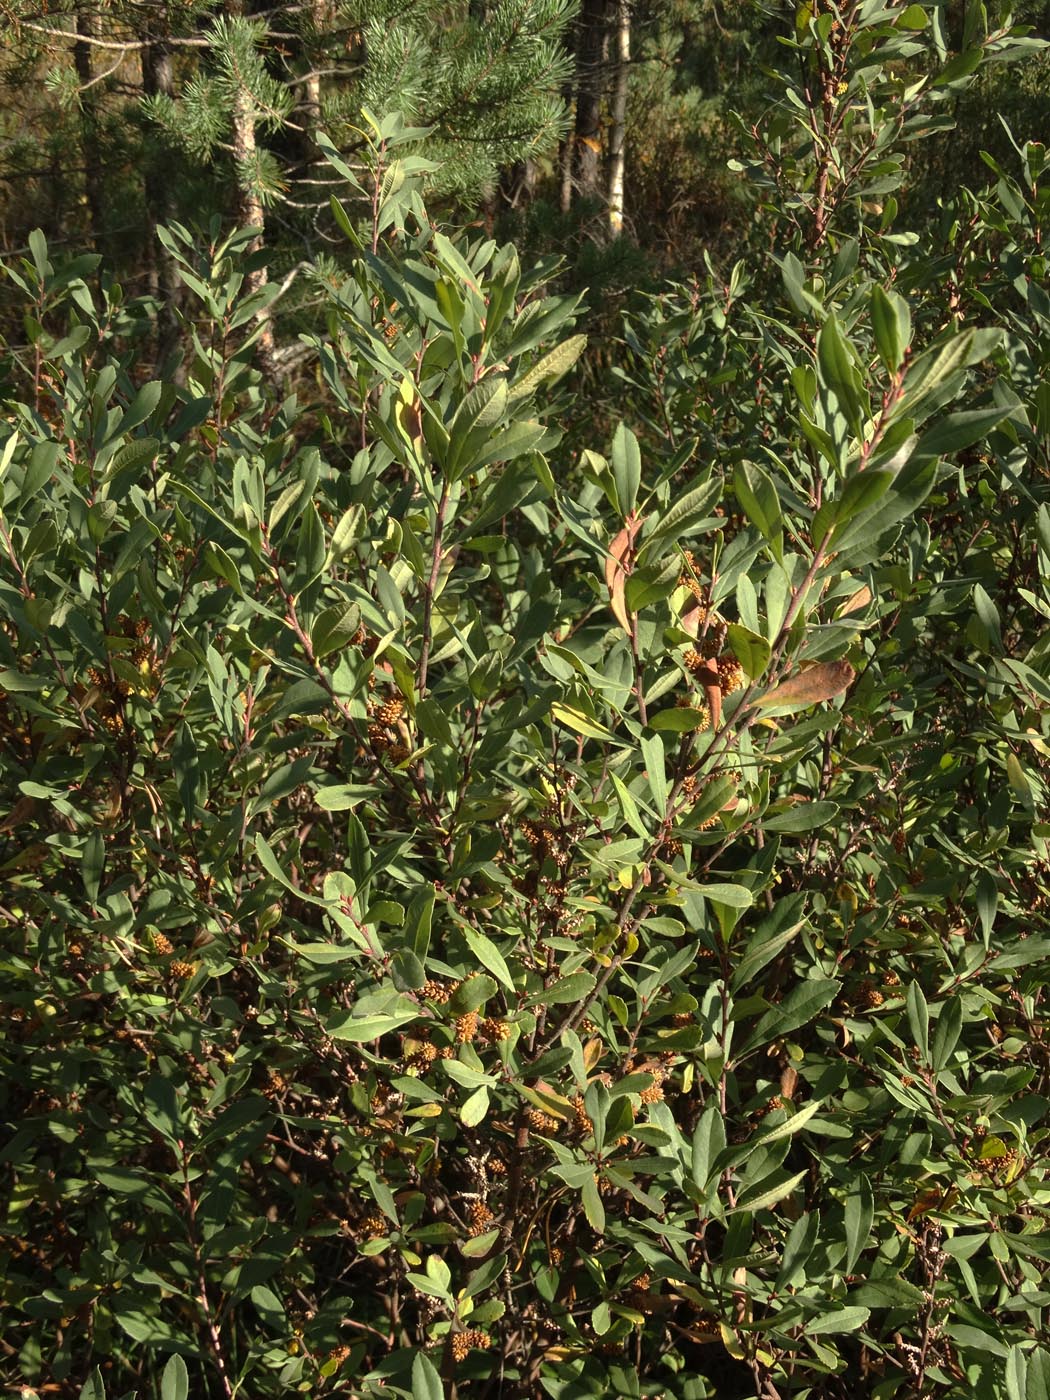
xmin=756 ymin=661 xmax=855 ymax=709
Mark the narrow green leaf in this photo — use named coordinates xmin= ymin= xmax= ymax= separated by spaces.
xmin=581 ymin=1173 xmax=606 ymax=1233
xmin=906 ymin=981 xmax=929 ymax=1061
xmin=143 ymin=1074 xmax=182 ymax=1147
xmin=844 ymin=1174 xmax=874 ymax=1275
xmin=611 ymin=423 xmax=642 ymax=514
xmin=463 ymin=926 xmax=515 ymax=991
xmin=691 ymin=1104 xmax=726 ymax=1189
xmin=732 ymin=1167 xmax=806 ymax=1213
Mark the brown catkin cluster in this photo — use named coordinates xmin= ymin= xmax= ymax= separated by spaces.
xmin=519 ymin=816 xmax=576 ymax=868
xmin=673 ymin=696 xmax=712 ymax=730
xmin=671 ymin=1011 xmax=693 ymax=1028
xmin=455 ymin=1012 xmax=478 ymax=1044
xmin=662 ymin=837 xmax=683 ymax=858
xmin=451 ymin=1330 xmax=491 ymax=1362
xmin=755 ymin=1094 xmax=785 ymax=1120
xmin=480 ymin=1016 xmax=509 ymax=1043
xmin=717 ymin=657 xmax=745 ymax=694
xmin=677 ymin=551 xmax=709 ymax=604
xmin=375 ymin=696 xmax=404 ymax=726
xmin=147 ymin=930 xmax=173 ymax=955
xmin=526 ymin=1109 xmax=560 ymax=1135
xmin=358 ymin=1213 xmax=387 ymax=1240
xmin=639 ymin=1076 xmax=665 ymax=1105
xmin=404 ymin=1040 xmax=439 ymax=1073
xmin=571 ymin=1095 xmax=590 ymax=1133
xmin=170 ymin=960 xmax=196 ymax=979
xmin=422 ymin=979 xmax=455 ymax=1004
xmin=468 ymin=1202 xmax=494 ymax=1237
xmin=683 ymin=649 xmax=706 ymax=674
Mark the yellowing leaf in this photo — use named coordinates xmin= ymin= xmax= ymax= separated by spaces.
xmin=550 ymin=703 xmax=617 ymax=741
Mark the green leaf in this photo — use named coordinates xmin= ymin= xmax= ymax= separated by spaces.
xmin=580 ymin=1173 xmax=606 ymax=1233
xmin=448 ymin=378 xmax=509 ymax=477
xmin=727 ymin=623 xmax=770 ymax=679
xmin=290 ymin=941 xmax=360 ymax=964
xmin=81 ymin=829 xmax=105 ymax=903
xmin=650 ymin=706 xmax=711 ymax=732
xmin=509 ymin=333 xmax=588 ymax=401
xmin=462 ymin=926 xmax=515 ymax=991
xmin=523 ymin=970 xmax=596 ymax=1007
xmin=762 ymin=800 xmax=839 ymax=833
xmin=844 ymin=1174 xmax=874 ymax=1275
xmin=933 ymin=47 xmax=984 ymax=88
xmin=611 ymin=423 xmax=642 ymax=515
xmin=1006 ymin=1345 xmax=1027 ymax=1400
xmin=700 ymin=882 xmax=753 ymax=909
xmin=1025 ymin=1349 xmax=1050 ymax=1400
xmin=897 ymin=4 xmax=927 ymax=27
xmin=907 ymin=981 xmax=929 ymax=1061
xmin=731 ymin=898 xmax=808 ymax=992
xmin=817 ymin=315 xmax=863 ymax=432
xmin=328 ymin=1012 xmax=419 ymax=1041
xmin=161 ymin=1355 xmax=189 ymax=1400
xmin=644 ymin=476 xmax=722 ymax=553
xmin=746 ymin=1097 xmax=825 ymax=1152
xmin=931 ymin=996 xmax=963 ymax=1073
xmin=550 ymin=702 xmax=619 ymax=741
xmin=119 ymin=380 xmax=163 ymax=436
xmin=947 ymin=1325 xmax=1009 ymax=1358
xmin=732 ymin=1167 xmax=806 ymax=1213
xmin=805 ymin=1305 xmax=871 ymax=1336
xmin=733 ymin=461 xmax=782 ymax=544
xmin=742 ymin=978 xmax=840 ymax=1054
xmin=460 ymin=1086 xmax=490 ymax=1126
xmin=914 ymin=406 xmax=1006 ymax=460
xmin=143 ymin=1074 xmax=182 ymax=1147
xmin=691 ymin=1104 xmax=726 ymax=1189
xmin=78 ymin=1370 xmax=106 ymax=1400
xmin=412 ymin=1350 xmax=445 ymax=1400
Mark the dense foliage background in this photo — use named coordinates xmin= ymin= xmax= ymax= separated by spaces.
xmin=4 ymin=3 xmax=1050 ymax=1398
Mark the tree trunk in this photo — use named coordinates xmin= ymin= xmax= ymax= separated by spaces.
xmin=141 ymin=21 xmax=181 ymax=360
xmin=572 ymin=0 xmax=610 ymax=206
xmin=73 ymin=3 xmax=104 ymax=249
xmin=226 ymin=3 xmax=278 ymax=375
xmin=607 ymin=0 xmax=630 ymax=237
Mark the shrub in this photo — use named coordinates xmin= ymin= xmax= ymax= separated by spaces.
xmin=3 ymin=9 xmax=1050 ymax=1400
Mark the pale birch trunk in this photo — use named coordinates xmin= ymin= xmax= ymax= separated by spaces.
xmin=607 ymin=0 xmax=630 ymax=237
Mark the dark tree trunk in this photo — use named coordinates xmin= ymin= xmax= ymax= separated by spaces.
xmin=73 ymin=3 xmax=105 ymax=249
xmin=141 ymin=18 xmax=181 ymax=359
xmin=572 ymin=0 xmax=611 ymax=205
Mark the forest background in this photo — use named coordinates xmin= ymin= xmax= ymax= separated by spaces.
xmin=4 ymin=2 xmax=1050 ymax=1399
